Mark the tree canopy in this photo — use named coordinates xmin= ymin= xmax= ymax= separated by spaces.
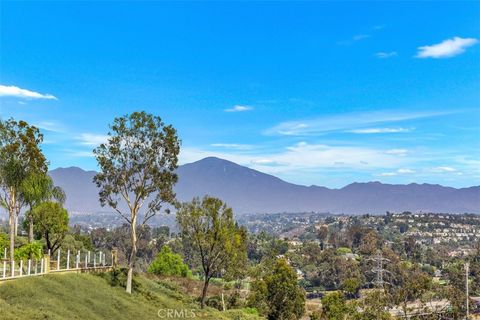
xmin=93 ymin=111 xmax=180 ymax=294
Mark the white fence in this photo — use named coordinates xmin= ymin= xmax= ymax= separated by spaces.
xmin=0 ymin=248 xmax=115 ymax=281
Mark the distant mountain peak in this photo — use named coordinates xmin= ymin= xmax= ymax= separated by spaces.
xmin=49 ymin=157 xmax=480 ymax=215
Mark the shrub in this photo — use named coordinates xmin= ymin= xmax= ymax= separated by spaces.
xmin=148 ymin=246 xmax=191 ymax=277
xmin=14 ymin=241 xmax=43 ymax=260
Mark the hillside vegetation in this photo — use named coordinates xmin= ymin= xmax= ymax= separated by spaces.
xmin=0 ymin=273 xmax=263 ymax=320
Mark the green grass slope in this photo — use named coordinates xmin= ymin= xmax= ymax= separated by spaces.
xmin=0 ymin=273 xmax=262 ymax=320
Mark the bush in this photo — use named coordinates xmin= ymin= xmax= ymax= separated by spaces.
xmin=148 ymin=246 xmax=191 ymax=278
xmin=98 ymin=268 xmax=140 ymax=291
xmin=0 ymin=233 xmax=8 ymax=253
xmin=205 ymin=295 xmax=223 ymax=310
xmin=14 ymin=241 xmax=43 ymax=260
xmin=336 ymin=247 xmax=352 ymax=255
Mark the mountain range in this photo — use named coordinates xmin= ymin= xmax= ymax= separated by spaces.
xmin=49 ymin=157 xmax=480 ymax=215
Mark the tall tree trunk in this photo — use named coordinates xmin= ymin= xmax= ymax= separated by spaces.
xmin=8 ymin=188 xmax=16 ymax=262
xmin=200 ymin=275 xmax=210 ymax=309
xmin=28 ymin=214 xmax=34 ymax=243
xmin=14 ymin=214 xmax=18 ymax=237
xmin=126 ymin=214 xmax=137 ymax=294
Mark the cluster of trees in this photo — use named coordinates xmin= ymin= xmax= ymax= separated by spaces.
xmin=286 ymin=221 xmax=479 ymax=319
xmin=90 ymin=111 xmax=306 ymax=318
xmin=0 ymin=119 xmax=69 ymax=261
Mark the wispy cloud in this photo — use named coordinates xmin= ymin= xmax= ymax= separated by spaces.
xmin=211 ymin=143 xmax=254 ymax=150
xmin=338 ymin=34 xmax=371 ymax=45
xmin=224 ymin=105 xmax=253 ymax=112
xmin=76 ymin=133 xmax=109 ymax=146
xmin=34 ymin=121 xmax=65 ymax=133
xmin=416 ymin=37 xmax=478 ymax=59
xmin=349 ymin=127 xmax=412 ymax=134
xmin=0 ymin=84 xmax=57 ymax=100
xmin=385 ymin=149 xmax=408 ymax=156
xmin=375 ymin=51 xmax=397 ymax=58
xmin=381 ymin=168 xmax=415 ymax=176
xmin=181 ymin=142 xmax=407 ymax=175
xmin=265 ymin=110 xmax=451 ymax=136
xmin=433 ymin=166 xmax=457 ymax=173
xmin=353 ymin=34 xmax=371 ymax=41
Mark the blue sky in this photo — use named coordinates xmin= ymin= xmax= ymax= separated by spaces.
xmin=1 ymin=1 xmax=479 ymax=188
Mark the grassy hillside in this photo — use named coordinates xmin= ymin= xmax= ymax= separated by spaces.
xmin=0 ymin=273 xmax=263 ymax=320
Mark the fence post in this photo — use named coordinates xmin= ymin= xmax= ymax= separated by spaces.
xmin=40 ymin=258 xmax=44 ymax=274
xmin=93 ymin=253 xmax=96 ymax=268
xmin=44 ymin=254 xmax=50 ymax=274
xmin=85 ymin=253 xmax=88 ymax=268
xmin=3 ymin=248 xmax=6 ymax=260
xmin=66 ymin=250 xmax=70 ymax=270
xmin=102 ymin=252 xmax=105 ymax=267
xmin=57 ymin=249 xmax=61 ymax=270
xmin=76 ymin=251 xmax=79 ymax=269
xmin=19 ymin=260 xmax=23 ymax=277
xmin=88 ymin=251 xmax=90 ymax=263
xmin=27 ymin=259 xmax=31 ymax=275
xmin=2 ymin=260 xmax=6 ymax=278
xmin=11 ymin=260 xmax=15 ymax=277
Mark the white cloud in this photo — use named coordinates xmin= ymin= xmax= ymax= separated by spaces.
xmin=224 ymin=105 xmax=253 ymax=112
xmin=251 ymin=159 xmax=275 ymax=164
xmin=265 ymin=110 xmax=450 ymax=136
xmin=385 ymin=149 xmax=408 ymax=156
xmin=380 ymin=172 xmax=397 ymax=177
xmin=416 ymin=37 xmax=478 ymax=59
xmin=34 ymin=121 xmax=65 ymax=133
xmin=398 ymin=168 xmax=415 ymax=174
xmin=349 ymin=127 xmax=412 ymax=134
xmin=434 ymin=166 xmax=457 ymax=172
xmin=375 ymin=51 xmax=397 ymax=58
xmin=381 ymin=168 xmax=415 ymax=176
xmin=211 ymin=143 xmax=254 ymax=150
xmin=77 ymin=133 xmax=109 ymax=146
xmin=0 ymin=85 xmax=57 ymax=100
xmin=181 ymin=142 xmax=407 ymax=176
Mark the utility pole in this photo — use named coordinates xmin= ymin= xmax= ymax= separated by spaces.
xmin=466 ymin=261 xmax=469 ymax=320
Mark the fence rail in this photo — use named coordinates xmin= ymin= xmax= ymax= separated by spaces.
xmin=0 ymin=249 xmax=117 ymax=281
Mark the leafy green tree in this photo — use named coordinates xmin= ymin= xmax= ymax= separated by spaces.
xmin=148 ymin=245 xmax=191 ymax=277
xmin=31 ymin=201 xmax=69 ymax=255
xmin=247 ymin=279 xmax=269 ymax=315
xmin=391 ymin=263 xmax=433 ymax=318
xmin=341 ymin=277 xmax=361 ymax=298
xmin=354 ymin=290 xmax=392 ymax=320
xmin=264 ymin=259 xmax=306 ymax=320
xmin=0 ymin=119 xmax=47 ymax=262
xmin=177 ymin=196 xmax=247 ymax=308
xmin=93 ymin=111 xmax=180 ymax=294
xmin=21 ymin=172 xmax=65 ymax=242
xmin=14 ymin=241 xmax=43 ymax=261
xmin=320 ymin=291 xmax=352 ymax=320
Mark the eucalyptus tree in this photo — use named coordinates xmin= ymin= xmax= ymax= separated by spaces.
xmin=93 ymin=111 xmax=180 ymax=294
xmin=0 ymin=119 xmax=47 ymax=261
xmin=21 ymin=172 xmax=66 ymax=242
xmin=177 ymin=196 xmax=247 ymax=308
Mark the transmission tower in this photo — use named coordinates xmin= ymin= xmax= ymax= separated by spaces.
xmin=367 ymin=249 xmax=392 ymax=288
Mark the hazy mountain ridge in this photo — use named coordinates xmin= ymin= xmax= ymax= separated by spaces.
xmin=49 ymin=157 xmax=480 ymax=215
